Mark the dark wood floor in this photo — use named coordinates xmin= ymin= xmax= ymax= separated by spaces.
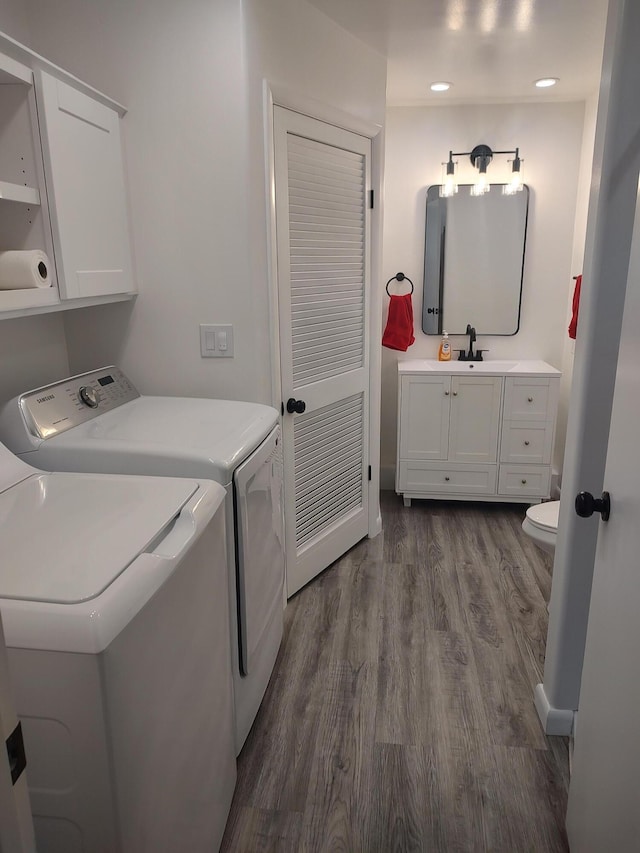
xmin=221 ymin=493 xmax=570 ymax=852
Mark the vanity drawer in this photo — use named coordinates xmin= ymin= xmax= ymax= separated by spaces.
xmin=498 ymin=464 xmax=551 ymax=498
xmin=398 ymin=461 xmax=497 ymax=495
xmin=503 ymin=377 xmax=558 ymax=422
xmin=500 ymin=421 xmax=554 ymax=465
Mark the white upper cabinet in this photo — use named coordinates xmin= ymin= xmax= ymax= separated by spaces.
xmin=0 ymin=32 xmax=135 ymax=319
xmin=35 ymin=71 xmax=133 ymax=300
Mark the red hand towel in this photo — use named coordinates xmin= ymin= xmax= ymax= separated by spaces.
xmin=568 ymin=274 xmax=582 ymax=339
xmin=382 ymin=293 xmax=416 ymax=351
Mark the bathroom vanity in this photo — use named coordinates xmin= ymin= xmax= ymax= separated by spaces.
xmin=396 ymin=360 xmax=560 ymax=505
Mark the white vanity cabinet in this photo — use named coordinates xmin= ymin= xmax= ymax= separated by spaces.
xmin=396 ymin=361 xmax=560 ymax=505
xmin=0 ymin=32 xmax=135 ymax=319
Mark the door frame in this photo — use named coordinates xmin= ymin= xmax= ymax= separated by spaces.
xmin=537 ymin=0 xmax=640 ymax=734
xmin=262 ymin=82 xmax=384 ymax=549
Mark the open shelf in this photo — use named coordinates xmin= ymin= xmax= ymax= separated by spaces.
xmin=0 ymin=285 xmax=59 ymax=314
xmin=0 ymin=180 xmax=40 ymax=205
xmin=0 ymin=53 xmax=32 ymax=86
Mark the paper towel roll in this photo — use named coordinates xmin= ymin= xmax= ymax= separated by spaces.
xmin=0 ymin=250 xmax=51 ymax=290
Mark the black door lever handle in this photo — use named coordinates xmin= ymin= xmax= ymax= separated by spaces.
xmin=575 ymin=491 xmax=611 ymax=521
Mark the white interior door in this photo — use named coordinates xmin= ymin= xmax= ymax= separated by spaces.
xmin=0 ymin=613 xmax=35 ymax=853
xmin=565 ymin=187 xmax=640 ymax=849
xmin=274 ymin=107 xmax=370 ymax=597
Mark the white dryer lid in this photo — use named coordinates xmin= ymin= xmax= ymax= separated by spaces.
xmin=30 ymin=396 xmax=279 ymax=484
xmin=526 ymin=500 xmax=560 ymax=532
xmin=0 ymin=471 xmax=197 ymax=604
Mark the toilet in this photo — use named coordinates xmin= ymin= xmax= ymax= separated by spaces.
xmin=522 ymin=500 xmax=560 ymax=555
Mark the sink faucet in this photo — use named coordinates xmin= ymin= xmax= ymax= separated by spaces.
xmin=466 ymin=324 xmax=476 ymax=359
xmin=457 ymin=324 xmax=484 ymax=361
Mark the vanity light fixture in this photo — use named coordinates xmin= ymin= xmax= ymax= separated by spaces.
xmin=440 ymin=143 xmax=524 ymax=197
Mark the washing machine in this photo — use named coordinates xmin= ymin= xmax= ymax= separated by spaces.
xmin=0 ymin=366 xmax=285 ymax=752
xmin=0 ymin=439 xmax=235 ymax=853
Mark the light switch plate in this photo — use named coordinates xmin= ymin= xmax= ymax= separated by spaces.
xmin=200 ymin=324 xmax=234 ymax=358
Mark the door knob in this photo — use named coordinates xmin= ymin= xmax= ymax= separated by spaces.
xmin=286 ymin=397 xmax=306 ymax=414
xmin=575 ymin=490 xmax=611 ymax=521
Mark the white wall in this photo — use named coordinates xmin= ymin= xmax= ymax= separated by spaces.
xmin=380 ymin=102 xmax=586 ymax=484
xmin=16 ymin=0 xmax=386 ymax=410
xmin=0 ymin=3 xmax=70 ymax=405
xmin=0 ymin=314 xmax=69 ymax=403
xmin=21 ymin=0 xmax=257 ymax=401
xmin=0 ymin=0 xmax=28 ymax=42
xmin=243 ymin=0 xmax=387 ymax=128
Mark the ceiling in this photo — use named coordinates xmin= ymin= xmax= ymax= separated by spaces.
xmin=307 ymin=0 xmax=609 ymax=105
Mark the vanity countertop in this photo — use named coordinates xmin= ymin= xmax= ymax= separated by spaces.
xmin=398 ymin=359 xmax=561 ymax=377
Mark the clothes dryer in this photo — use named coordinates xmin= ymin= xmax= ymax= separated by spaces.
xmin=0 ymin=440 xmax=235 ymax=853
xmin=0 ymin=366 xmax=285 ymax=752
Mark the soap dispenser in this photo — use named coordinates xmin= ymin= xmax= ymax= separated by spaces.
xmin=438 ymin=331 xmax=451 ymax=361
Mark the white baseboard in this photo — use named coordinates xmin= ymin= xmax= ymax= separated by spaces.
xmin=534 ymin=683 xmax=575 ymax=735
xmin=369 ymin=510 xmax=382 ymax=537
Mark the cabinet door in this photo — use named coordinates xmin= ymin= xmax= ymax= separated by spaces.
xmin=35 ymin=70 xmax=134 ymax=299
xmin=448 ymin=375 xmax=502 ymax=463
xmin=398 ymin=375 xmax=450 ymax=460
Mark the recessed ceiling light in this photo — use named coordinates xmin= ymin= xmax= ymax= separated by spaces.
xmin=535 ymin=78 xmax=559 ymax=88
xmin=430 ymin=82 xmax=452 ymax=92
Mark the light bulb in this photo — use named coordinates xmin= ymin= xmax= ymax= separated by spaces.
xmin=440 ymin=159 xmax=458 ymax=197
xmin=471 ymin=172 xmax=490 ymax=196
xmin=503 ymin=158 xmax=524 ymax=194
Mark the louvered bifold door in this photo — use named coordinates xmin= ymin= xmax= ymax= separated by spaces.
xmin=274 ymin=107 xmax=371 ymax=597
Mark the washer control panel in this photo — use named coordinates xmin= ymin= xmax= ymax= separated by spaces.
xmin=19 ymin=366 xmax=140 ymax=440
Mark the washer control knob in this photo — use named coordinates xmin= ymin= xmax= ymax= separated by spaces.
xmin=78 ymin=385 xmax=100 ymax=408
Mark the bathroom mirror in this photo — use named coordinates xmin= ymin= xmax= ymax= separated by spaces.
xmin=422 ymin=184 xmax=529 ymax=335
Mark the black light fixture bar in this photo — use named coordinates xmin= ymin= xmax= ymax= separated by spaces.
xmin=441 ymin=143 xmax=524 ymax=198
xmin=446 ymin=144 xmax=521 ymax=169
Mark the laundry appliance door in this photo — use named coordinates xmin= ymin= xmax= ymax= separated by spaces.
xmin=234 ymin=426 xmax=285 ymax=677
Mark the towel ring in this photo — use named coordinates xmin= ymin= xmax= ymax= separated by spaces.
xmin=386 ymin=272 xmax=414 ymax=296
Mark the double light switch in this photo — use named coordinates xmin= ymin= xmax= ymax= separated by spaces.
xmin=200 ymin=324 xmax=234 ymax=358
